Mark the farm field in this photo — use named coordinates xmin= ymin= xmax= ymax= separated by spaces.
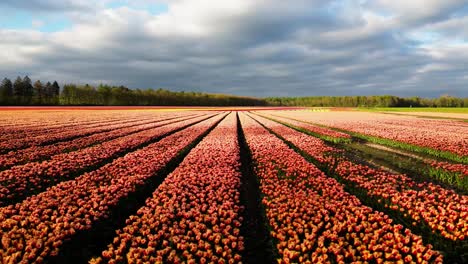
xmin=357 ymin=107 xmax=468 ymax=121
xmin=0 ymin=107 xmax=467 ymax=264
xmin=358 ymin=107 xmax=468 ymax=114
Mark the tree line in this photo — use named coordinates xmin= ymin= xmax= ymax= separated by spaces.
xmin=0 ymin=77 xmax=266 ymax=106
xmin=266 ymin=95 xmax=468 ymax=107
xmin=0 ymin=76 xmax=60 ymax=105
xmin=59 ymin=84 xmax=267 ymax=106
xmin=1 ymin=76 xmax=466 ymax=107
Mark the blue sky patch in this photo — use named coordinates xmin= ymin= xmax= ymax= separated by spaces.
xmin=0 ymin=9 xmax=72 ymax=32
xmin=106 ymin=0 xmax=168 ymax=15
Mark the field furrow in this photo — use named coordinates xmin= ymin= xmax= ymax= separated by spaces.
xmin=239 ymin=113 xmax=442 ymax=263
xmin=0 ymin=112 xmax=195 ymax=152
xmin=0 ymin=114 xmax=151 ymax=142
xmin=0 ymin=114 xmax=226 ymax=264
xmin=0 ymin=113 xmax=216 ymax=206
xmin=0 ymin=113 xmax=202 ymax=170
xmin=0 ymin=108 xmax=465 ymax=264
xmin=93 ymin=113 xmax=245 ymax=264
xmin=0 ymin=111 xmax=131 ymax=132
xmin=257 ymin=112 xmax=351 ymax=142
xmin=265 ymin=110 xmax=468 ymax=162
xmin=0 ymin=117 xmax=153 ymax=152
xmin=249 ymin=113 xmax=467 ymax=261
xmin=257 ymin=112 xmax=468 ymax=191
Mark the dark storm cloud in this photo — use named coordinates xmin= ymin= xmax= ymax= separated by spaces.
xmin=0 ymin=0 xmax=467 ymax=97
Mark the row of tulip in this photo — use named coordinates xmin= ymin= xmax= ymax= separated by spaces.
xmin=0 ymin=113 xmax=216 ymax=206
xmin=428 ymin=161 xmax=468 ymax=176
xmin=426 ymin=161 xmax=468 ymax=191
xmin=0 ymin=112 xmax=153 ymax=143
xmin=0 ymin=114 xmax=226 ymax=264
xmin=0 ymin=117 xmax=129 ymax=145
xmin=250 ymin=113 xmax=468 ymax=243
xmin=0 ymin=113 xmax=202 ymax=170
xmin=0 ymin=110 xmax=137 ymax=134
xmin=239 ymin=113 xmax=442 ymax=263
xmin=265 ymin=110 xmax=468 ymax=161
xmin=0 ymin=115 xmax=163 ymax=152
xmin=0 ymin=111 xmax=199 ymax=150
xmin=93 ymin=112 xmax=244 ymax=264
xmin=353 ymin=133 xmax=468 ymax=165
xmin=258 ymin=111 xmax=468 ymax=191
xmin=256 ymin=112 xmax=351 ymax=142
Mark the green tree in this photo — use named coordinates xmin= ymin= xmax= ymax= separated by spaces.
xmin=61 ymin=84 xmax=78 ymax=104
xmin=44 ymin=81 xmax=52 ymax=97
xmin=33 ymin=80 xmax=44 ymax=104
xmin=23 ymin=76 xmax=33 ymax=97
xmin=13 ymin=76 xmax=24 ymax=97
xmin=0 ymin=78 xmax=13 ymax=104
xmin=52 ymin=81 xmax=60 ymax=97
xmin=44 ymin=81 xmax=60 ymax=105
xmin=22 ymin=76 xmax=34 ymax=104
xmin=97 ymin=84 xmax=112 ymax=105
xmin=1 ymin=78 xmax=13 ymax=96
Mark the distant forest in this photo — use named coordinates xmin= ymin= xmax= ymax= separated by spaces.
xmin=0 ymin=76 xmax=266 ymax=106
xmin=1 ymin=76 xmax=467 ymax=107
xmin=266 ymin=95 xmax=468 ymax=108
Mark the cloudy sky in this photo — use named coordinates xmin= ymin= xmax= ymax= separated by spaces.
xmin=1 ymin=0 xmax=467 ymax=97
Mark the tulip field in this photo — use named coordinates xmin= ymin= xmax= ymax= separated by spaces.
xmin=0 ymin=108 xmax=467 ymax=264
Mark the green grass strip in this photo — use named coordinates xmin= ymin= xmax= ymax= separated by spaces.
xmin=253 ymin=113 xmax=352 ymax=144
xmin=357 ymin=107 xmax=468 ymax=114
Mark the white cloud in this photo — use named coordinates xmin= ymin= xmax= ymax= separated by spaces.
xmin=0 ymin=0 xmax=467 ymax=97
xmin=416 ymin=63 xmax=452 ymax=73
xmin=420 ymin=16 xmax=468 ymax=40
xmin=368 ymin=0 xmax=467 ymax=25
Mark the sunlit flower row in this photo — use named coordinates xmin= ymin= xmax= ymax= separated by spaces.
xmin=93 ymin=113 xmax=244 ymax=264
xmin=240 ymin=113 xmax=442 ymax=264
xmin=252 ymin=114 xmax=468 ymax=242
xmin=0 ymin=113 xmax=201 ymax=169
xmin=0 ymin=114 xmax=155 ymax=151
xmin=428 ymin=160 xmax=468 ymax=177
xmin=257 ymin=112 xmax=351 ymax=140
xmin=266 ymin=110 xmax=468 ymax=157
xmin=258 ymin=111 xmax=467 ymax=190
xmin=0 ymin=114 xmax=224 ymax=264
xmin=0 ymin=114 xmax=216 ymax=206
xmin=0 ymin=110 xmax=140 ymax=138
xmin=426 ymin=160 xmax=468 ymax=190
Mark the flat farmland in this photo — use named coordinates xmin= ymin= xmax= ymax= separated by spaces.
xmin=0 ymin=108 xmax=466 ymax=264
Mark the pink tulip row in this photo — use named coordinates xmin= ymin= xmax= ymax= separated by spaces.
xmin=0 ymin=113 xmax=202 ymax=169
xmin=251 ymin=114 xmax=468 ymax=242
xmin=428 ymin=160 xmax=468 ymax=177
xmin=0 ymin=114 xmax=225 ymax=264
xmin=0 ymin=113 xmax=153 ymax=144
xmin=265 ymin=110 xmax=468 ymax=135
xmin=255 ymin=111 xmax=468 ymax=188
xmin=0 ymin=115 xmax=164 ymax=152
xmin=0 ymin=113 xmax=217 ymax=206
xmin=0 ymin=118 xmax=120 ymax=140
xmin=93 ymin=113 xmax=244 ymax=264
xmin=0 ymin=111 xmax=198 ymax=150
xmin=426 ymin=160 xmax=468 ymax=190
xmin=0 ymin=110 xmax=134 ymax=134
xmin=239 ymin=113 xmax=442 ymax=264
xmin=257 ymin=112 xmax=351 ymax=140
xmin=266 ymin=110 xmax=468 ymax=157
xmin=0 ymin=117 xmax=125 ymax=144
